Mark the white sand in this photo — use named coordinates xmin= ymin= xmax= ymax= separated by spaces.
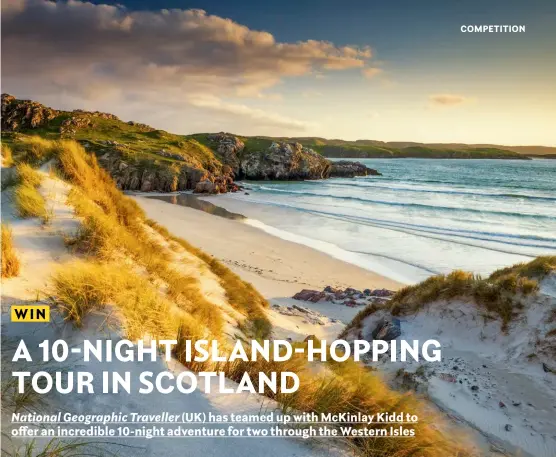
xmin=1 ymin=165 xmax=79 ymax=309
xmin=133 ymin=194 xmax=401 ymax=341
xmin=349 ymin=277 xmax=556 ymax=457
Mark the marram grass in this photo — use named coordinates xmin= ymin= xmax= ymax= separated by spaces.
xmin=1 ymin=224 xmax=20 ymax=278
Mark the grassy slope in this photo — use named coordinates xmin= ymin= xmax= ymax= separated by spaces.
xmin=342 ymin=256 xmax=556 ymax=337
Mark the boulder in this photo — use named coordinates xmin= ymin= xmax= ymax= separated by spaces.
xmin=330 ymin=160 xmax=381 ymax=178
xmin=292 ymin=289 xmax=326 ymax=303
xmin=371 ymin=318 xmax=401 ymax=340
xmin=194 ymin=180 xmax=217 ymax=194
xmin=370 ymin=288 xmax=395 ymax=297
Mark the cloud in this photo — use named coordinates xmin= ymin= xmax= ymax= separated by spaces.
xmin=1 ymin=0 xmax=376 ymax=134
xmin=362 ymin=67 xmax=383 ymax=79
xmin=429 ymin=94 xmax=468 ymax=106
xmin=2 ymin=1 xmax=371 ymax=99
xmin=187 ymin=94 xmax=316 ymax=131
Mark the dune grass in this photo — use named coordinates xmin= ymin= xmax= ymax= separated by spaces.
xmin=51 ymin=261 xmax=179 ymax=340
xmin=50 ymin=140 xmax=225 ymax=337
xmin=14 ymin=183 xmax=50 ymax=223
xmin=15 ymin=162 xmax=43 ymax=187
xmin=1 ymin=143 xmax=14 ymax=167
xmin=11 ymin=136 xmax=56 ymax=165
xmin=379 ymin=256 xmax=556 ymax=330
xmin=1 ymin=224 xmax=21 ymax=278
xmin=146 ymin=219 xmax=271 ymax=338
xmin=173 ymin=336 xmax=474 ymax=457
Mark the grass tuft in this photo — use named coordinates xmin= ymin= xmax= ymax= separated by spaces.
xmin=51 ymin=261 xmax=178 ymax=340
xmin=14 ymin=183 xmax=50 ymax=223
xmin=1 ymin=224 xmax=21 ymax=278
xmin=2 ymin=143 xmax=14 ymax=167
xmin=15 ymin=163 xmax=43 ymax=187
xmin=388 ymin=256 xmax=555 ymax=330
xmin=12 ymin=136 xmax=56 ymax=165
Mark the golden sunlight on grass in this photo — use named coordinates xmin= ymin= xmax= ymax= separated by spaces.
xmin=51 ymin=261 xmax=178 ymax=340
xmin=12 ymin=136 xmax=56 ymax=165
xmin=14 ymin=182 xmax=49 ymax=222
xmin=173 ymin=338 xmax=475 ymax=457
xmin=1 ymin=224 xmax=20 ymax=278
xmin=16 ymin=162 xmax=43 ymax=187
xmin=1 ymin=144 xmax=14 ymax=167
xmin=146 ymin=219 xmax=271 ymax=339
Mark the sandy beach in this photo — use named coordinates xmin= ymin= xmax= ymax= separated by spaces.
xmin=133 ymin=194 xmax=402 ymax=341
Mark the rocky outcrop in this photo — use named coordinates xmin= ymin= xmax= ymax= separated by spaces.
xmin=98 ymin=151 xmax=239 ymax=194
xmin=207 ymin=133 xmax=244 ymax=175
xmin=292 ymin=286 xmax=395 ymax=308
xmin=371 ymin=318 xmax=402 ymax=340
xmin=240 ymin=141 xmax=331 ymax=180
xmin=330 ymin=160 xmax=381 ymax=177
xmin=1 ymin=94 xmax=58 ymax=131
xmin=207 ymin=134 xmax=380 ymax=181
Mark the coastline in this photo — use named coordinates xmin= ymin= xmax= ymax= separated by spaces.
xmin=133 ymin=194 xmax=402 ymax=340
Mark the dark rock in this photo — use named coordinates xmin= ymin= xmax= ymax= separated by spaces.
xmin=194 ymin=180 xmax=217 ymax=194
xmin=471 ymin=385 xmax=479 ymax=391
xmin=329 ymin=160 xmax=381 ymax=178
xmin=499 ymin=401 xmax=506 ymax=408
xmin=371 ymin=318 xmax=401 ymax=340
xmin=370 ymin=288 xmax=395 ymax=297
xmin=512 ymin=402 xmax=521 ymax=407
xmin=292 ymin=305 xmax=310 ymax=314
xmin=2 ymin=94 xmax=57 ymax=131
xmin=363 ymin=288 xmax=372 ymax=296
xmin=542 ymin=363 xmax=555 ymax=374
xmin=504 ymin=424 xmax=512 ymax=432
xmin=324 ymin=285 xmax=340 ymax=293
xmin=292 ymin=289 xmax=325 ymax=303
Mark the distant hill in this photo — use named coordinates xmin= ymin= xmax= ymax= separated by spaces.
xmin=275 ymin=138 xmax=555 ymax=157
xmin=254 ymin=137 xmax=533 ymax=160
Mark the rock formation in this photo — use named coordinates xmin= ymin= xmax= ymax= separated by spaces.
xmin=207 ymin=133 xmax=376 ymax=181
xmin=330 ymin=160 xmax=381 ymax=177
xmin=240 ymin=141 xmax=331 ymax=180
xmin=1 ymin=94 xmax=57 ymax=131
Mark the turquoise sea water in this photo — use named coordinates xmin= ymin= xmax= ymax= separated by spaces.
xmin=228 ymin=159 xmax=556 ymax=283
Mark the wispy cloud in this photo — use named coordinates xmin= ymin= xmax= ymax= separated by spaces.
xmin=362 ymin=67 xmax=383 ymax=79
xmin=187 ymin=95 xmax=316 ymax=131
xmin=429 ymin=94 xmax=468 ymax=106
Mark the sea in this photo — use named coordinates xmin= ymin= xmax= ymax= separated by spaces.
xmin=216 ymin=158 xmax=556 ymax=284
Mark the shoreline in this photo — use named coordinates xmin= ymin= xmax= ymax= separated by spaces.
xmin=133 ymin=193 xmax=402 ymax=341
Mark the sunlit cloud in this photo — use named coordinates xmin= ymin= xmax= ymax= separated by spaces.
xmin=429 ymin=94 xmax=468 ymax=106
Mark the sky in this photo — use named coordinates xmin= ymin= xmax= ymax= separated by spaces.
xmin=2 ymin=0 xmax=556 ymax=145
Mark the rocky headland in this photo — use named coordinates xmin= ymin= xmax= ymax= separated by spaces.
xmin=1 ymin=94 xmax=379 ymax=194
